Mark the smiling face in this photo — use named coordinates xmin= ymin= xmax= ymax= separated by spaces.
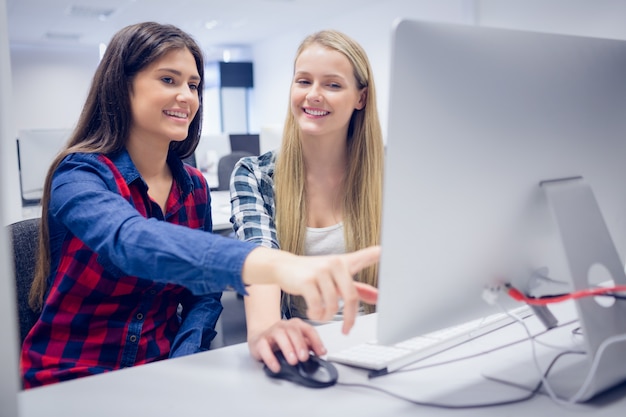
xmin=290 ymin=44 xmax=366 ymax=141
xmin=129 ymin=47 xmax=201 ymax=149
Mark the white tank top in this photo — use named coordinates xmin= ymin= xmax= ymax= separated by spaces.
xmin=304 ymin=222 xmax=345 ymax=256
xmin=303 ymin=222 xmax=363 ymax=321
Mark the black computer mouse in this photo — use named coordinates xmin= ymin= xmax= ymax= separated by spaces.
xmin=263 ymin=351 xmax=338 ymax=388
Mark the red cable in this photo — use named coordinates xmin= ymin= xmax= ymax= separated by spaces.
xmin=507 ymin=285 xmax=626 ymax=305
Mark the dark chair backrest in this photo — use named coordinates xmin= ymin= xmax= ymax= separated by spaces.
xmin=217 ymin=151 xmax=253 ymax=191
xmin=7 ymin=217 xmax=41 ymax=346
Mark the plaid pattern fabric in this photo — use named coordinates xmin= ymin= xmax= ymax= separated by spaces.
xmin=20 ymin=150 xmax=250 ymax=388
xmin=230 ymin=150 xmax=280 ymax=249
xmin=230 ymin=150 xmax=312 ymax=319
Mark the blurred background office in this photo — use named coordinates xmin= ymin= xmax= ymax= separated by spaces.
xmin=4 ymin=0 xmax=626 ymax=225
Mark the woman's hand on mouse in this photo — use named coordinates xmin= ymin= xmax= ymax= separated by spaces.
xmin=242 ymin=245 xmax=381 ymax=334
xmin=248 ymin=318 xmax=324 ymax=373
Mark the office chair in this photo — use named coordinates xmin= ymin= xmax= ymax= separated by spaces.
xmin=5 ymin=217 xmax=246 ymax=352
xmin=7 ymin=217 xmax=41 ymax=346
xmin=217 ymin=151 xmax=253 ymax=191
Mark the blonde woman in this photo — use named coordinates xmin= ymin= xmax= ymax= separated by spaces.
xmin=230 ymin=30 xmax=384 ymax=373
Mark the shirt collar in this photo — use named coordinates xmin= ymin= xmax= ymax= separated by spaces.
xmin=107 ymin=148 xmax=194 ymax=197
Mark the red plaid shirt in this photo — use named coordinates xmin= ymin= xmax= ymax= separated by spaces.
xmin=21 ymin=150 xmax=253 ymax=388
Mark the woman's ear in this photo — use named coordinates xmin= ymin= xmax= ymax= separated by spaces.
xmin=355 ymin=88 xmax=367 ymax=110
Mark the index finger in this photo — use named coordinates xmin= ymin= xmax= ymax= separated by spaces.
xmin=345 ymin=246 xmax=381 ymax=276
xmin=340 ymin=246 xmax=381 ymax=334
xmin=355 ymin=282 xmax=378 ymax=305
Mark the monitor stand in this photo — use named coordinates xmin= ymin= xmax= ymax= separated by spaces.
xmin=539 ymin=176 xmax=626 ymax=402
xmin=482 ymin=177 xmax=626 ymax=402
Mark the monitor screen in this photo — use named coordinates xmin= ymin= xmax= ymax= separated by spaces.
xmin=17 ymin=128 xmax=71 ymax=203
xmin=377 ymin=19 xmax=626 ymax=346
xmin=229 ymin=133 xmax=260 ymax=156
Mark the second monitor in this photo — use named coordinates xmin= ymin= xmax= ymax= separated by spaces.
xmin=229 ymin=133 xmax=260 ymax=156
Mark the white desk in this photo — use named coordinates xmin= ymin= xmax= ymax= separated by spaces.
xmin=19 ymin=303 xmax=626 ymax=416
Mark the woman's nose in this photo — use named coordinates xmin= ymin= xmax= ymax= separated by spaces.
xmin=306 ymin=84 xmax=322 ymax=102
xmin=177 ymin=85 xmax=196 ymax=102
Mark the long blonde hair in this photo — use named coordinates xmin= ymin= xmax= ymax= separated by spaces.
xmin=275 ymin=30 xmax=384 ymax=315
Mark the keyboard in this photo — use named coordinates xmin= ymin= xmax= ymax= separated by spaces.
xmin=326 ymin=305 xmax=533 ymax=374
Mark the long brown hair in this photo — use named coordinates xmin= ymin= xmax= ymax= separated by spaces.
xmin=29 ymin=22 xmax=205 ymax=311
xmin=275 ymin=30 xmax=384 ymax=315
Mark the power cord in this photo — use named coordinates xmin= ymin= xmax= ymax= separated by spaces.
xmin=497 ymin=299 xmax=626 ymax=406
xmin=506 ymin=283 xmax=626 ymax=305
xmin=334 ymin=283 xmax=626 ymax=409
xmin=388 ymin=318 xmax=579 ymax=375
xmin=496 ymin=300 xmax=581 ymax=406
xmin=334 ymin=316 xmax=581 ymax=409
xmin=336 ymin=350 xmax=570 ymax=409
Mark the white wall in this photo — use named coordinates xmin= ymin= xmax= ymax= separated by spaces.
xmin=5 ymin=44 xmax=98 ymax=224
xmin=1 ymin=0 xmax=21 ymax=224
xmin=10 ymin=44 xmax=99 ymax=131
xmin=7 ymin=0 xmax=626 ymax=223
xmin=252 ymin=0 xmax=477 ymax=138
xmin=252 ymin=0 xmax=626 ymax=138
xmin=477 ymin=0 xmax=626 ymax=40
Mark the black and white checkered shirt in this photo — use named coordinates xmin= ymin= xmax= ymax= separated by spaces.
xmin=230 ymin=150 xmax=280 ymax=249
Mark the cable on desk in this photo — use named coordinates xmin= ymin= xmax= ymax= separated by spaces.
xmin=369 ymin=305 xmax=576 ymax=379
xmin=566 ymin=333 xmax=626 ymax=404
xmin=496 ymin=301 xmax=626 ymax=406
xmin=343 ymin=290 xmax=626 ymax=408
xmin=334 ymin=305 xmax=622 ymax=409
xmin=365 ymin=308 xmax=537 ymax=379
xmin=388 ymin=318 xmax=580 ymax=376
xmin=506 ymin=284 xmax=626 ymax=305
xmin=497 ymin=299 xmax=574 ymax=405
xmin=336 ymin=351 xmax=570 ymax=409
xmin=481 ymin=350 xmax=585 ymax=399
xmin=336 ymin=316 xmax=587 ymax=410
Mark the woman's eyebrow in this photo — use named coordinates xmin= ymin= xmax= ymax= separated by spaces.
xmin=156 ymin=67 xmax=201 ymax=81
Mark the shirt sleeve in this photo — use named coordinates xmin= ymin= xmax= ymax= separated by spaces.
xmin=230 ymin=155 xmax=280 ymax=249
xmin=169 ymin=290 xmax=223 ymax=357
xmin=49 ymin=154 xmax=256 ymax=296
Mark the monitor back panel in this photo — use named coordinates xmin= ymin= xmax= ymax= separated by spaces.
xmin=378 ymin=19 xmax=626 ymax=348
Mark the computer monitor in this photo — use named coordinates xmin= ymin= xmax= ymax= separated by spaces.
xmin=229 ymin=133 xmax=260 ymax=156
xmin=377 ymin=19 xmax=626 ymax=399
xmin=17 ymin=128 xmax=70 ymax=204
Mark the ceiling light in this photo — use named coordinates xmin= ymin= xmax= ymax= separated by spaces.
xmin=44 ymin=32 xmax=81 ymax=42
xmin=205 ymin=20 xmax=219 ymax=30
xmin=66 ymin=5 xmax=115 ymax=20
